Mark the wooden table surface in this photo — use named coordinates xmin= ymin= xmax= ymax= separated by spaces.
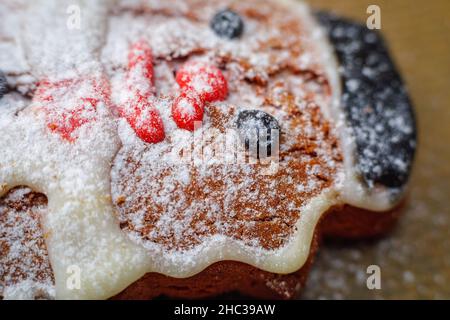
xmin=301 ymin=0 xmax=450 ymax=299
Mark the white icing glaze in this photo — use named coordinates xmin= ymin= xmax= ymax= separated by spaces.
xmin=0 ymin=0 xmax=151 ymax=300
xmin=0 ymin=0 xmax=398 ymax=299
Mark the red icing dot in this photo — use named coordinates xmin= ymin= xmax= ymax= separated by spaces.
xmin=171 ymin=91 xmax=204 ymax=131
xmin=121 ymin=40 xmax=165 ymax=143
xmin=127 ymin=40 xmax=155 ymax=98
xmin=175 ymin=61 xmax=228 ymax=103
xmin=120 ymin=96 xmax=165 ymax=144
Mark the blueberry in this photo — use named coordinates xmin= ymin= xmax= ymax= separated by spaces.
xmin=236 ymin=110 xmax=280 ymax=158
xmin=0 ymin=71 xmax=8 ymax=99
xmin=210 ymin=9 xmax=244 ymax=39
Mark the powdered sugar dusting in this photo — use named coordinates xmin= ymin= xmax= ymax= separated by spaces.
xmin=109 ymin=0 xmax=342 ymax=256
xmin=0 ymin=0 xmax=411 ymax=300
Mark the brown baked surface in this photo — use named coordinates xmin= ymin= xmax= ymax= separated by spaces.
xmin=112 ymin=102 xmax=341 ymax=252
xmin=0 ymin=188 xmax=54 ymax=299
xmin=108 ymin=0 xmax=342 ymax=254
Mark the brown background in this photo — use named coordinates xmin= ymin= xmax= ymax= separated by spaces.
xmin=301 ymin=0 xmax=450 ymax=299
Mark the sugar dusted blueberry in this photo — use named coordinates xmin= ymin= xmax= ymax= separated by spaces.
xmin=210 ymin=9 xmax=244 ymax=40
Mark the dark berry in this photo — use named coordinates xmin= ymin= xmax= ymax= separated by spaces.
xmin=236 ymin=110 xmax=280 ymax=158
xmin=210 ymin=9 xmax=244 ymax=39
xmin=0 ymin=71 xmax=8 ymax=99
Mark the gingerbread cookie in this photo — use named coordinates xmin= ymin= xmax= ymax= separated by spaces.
xmin=0 ymin=0 xmax=416 ymax=299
